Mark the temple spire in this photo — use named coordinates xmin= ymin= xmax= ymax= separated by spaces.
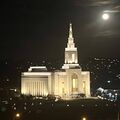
xmin=69 ymin=23 xmax=73 ymax=39
xmin=67 ymin=23 xmax=75 ymax=48
xmin=62 ymin=23 xmax=80 ymax=69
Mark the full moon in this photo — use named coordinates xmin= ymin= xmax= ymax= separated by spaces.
xmin=102 ymin=13 xmax=110 ymax=20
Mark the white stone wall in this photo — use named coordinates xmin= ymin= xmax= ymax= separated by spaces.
xmin=21 ymin=69 xmax=91 ymax=98
xmin=66 ymin=69 xmax=82 ymax=95
xmin=21 ymin=72 xmax=51 ymax=96
xmin=81 ymin=71 xmax=91 ymax=97
xmin=53 ymin=72 xmax=67 ymax=97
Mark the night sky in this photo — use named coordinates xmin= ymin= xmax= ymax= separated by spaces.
xmin=1 ymin=0 xmax=120 ymax=62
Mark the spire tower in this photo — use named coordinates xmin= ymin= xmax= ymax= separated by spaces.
xmin=67 ymin=23 xmax=75 ymax=48
xmin=69 ymin=23 xmax=73 ymax=40
xmin=62 ymin=23 xmax=80 ymax=69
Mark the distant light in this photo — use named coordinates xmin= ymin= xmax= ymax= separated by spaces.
xmin=10 ymin=98 xmax=12 ymax=100
xmin=107 ymin=80 xmax=111 ymax=83
xmin=81 ymin=104 xmax=84 ymax=107
xmin=102 ymin=13 xmax=110 ymax=20
xmin=24 ymin=106 xmax=26 ymax=110
xmin=106 ymin=104 xmax=108 ymax=106
xmin=31 ymin=103 xmax=34 ymax=106
xmin=39 ymin=102 xmax=42 ymax=105
xmin=112 ymin=95 xmax=115 ymax=98
xmin=67 ymin=104 xmax=69 ymax=107
xmin=95 ymin=104 xmax=98 ymax=107
xmin=109 ymin=93 xmax=112 ymax=97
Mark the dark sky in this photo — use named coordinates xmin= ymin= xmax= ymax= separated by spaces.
xmin=1 ymin=0 xmax=120 ymax=62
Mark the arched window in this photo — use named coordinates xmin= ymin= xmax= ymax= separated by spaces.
xmin=72 ymin=74 xmax=78 ymax=92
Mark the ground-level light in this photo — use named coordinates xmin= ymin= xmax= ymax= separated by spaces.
xmin=15 ymin=113 xmax=20 ymax=118
xmin=82 ymin=117 xmax=87 ymax=120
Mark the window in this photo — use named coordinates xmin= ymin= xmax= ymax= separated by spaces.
xmin=62 ymin=82 xmax=65 ymax=94
xmin=83 ymin=81 xmax=86 ymax=94
xmin=72 ymin=74 xmax=78 ymax=92
xmin=62 ymin=88 xmax=65 ymax=94
xmin=73 ymin=79 xmax=76 ymax=88
xmin=72 ymin=53 xmax=75 ymax=63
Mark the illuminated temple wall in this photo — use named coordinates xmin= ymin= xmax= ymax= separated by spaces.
xmin=56 ymin=69 xmax=91 ymax=98
xmin=53 ymin=72 xmax=67 ymax=98
xmin=21 ymin=69 xmax=91 ymax=98
xmin=21 ymin=72 xmax=52 ymax=96
xmin=81 ymin=72 xmax=91 ymax=97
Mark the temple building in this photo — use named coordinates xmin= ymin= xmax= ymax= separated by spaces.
xmin=21 ymin=23 xmax=91 ymax=99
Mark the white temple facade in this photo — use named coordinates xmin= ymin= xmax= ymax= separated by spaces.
xmin=21 ymin=23 xmax=91 ymax=99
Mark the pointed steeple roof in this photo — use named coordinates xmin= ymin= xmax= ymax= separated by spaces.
xmin=67 ymin=23 xmax=75 ymax=48
xmin=69 ymin=23 xmax=73 ymax=39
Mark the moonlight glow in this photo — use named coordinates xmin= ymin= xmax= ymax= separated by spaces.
xmin=102 ymin=13 xmax=110 ymax=20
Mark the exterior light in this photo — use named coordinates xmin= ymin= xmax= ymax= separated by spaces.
xmin=15 ymin=113 xmax=21 ymax=118
xmin=16 ymin=113 xmax=20 ymax=117
xmin=82 ymin=117 xmax=87 ymax=120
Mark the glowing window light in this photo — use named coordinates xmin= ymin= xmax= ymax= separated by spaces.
xmin=73 ymin=79 xmax=76 ymax=88
xmin=72 ymin=53 xmax=75 ymax=62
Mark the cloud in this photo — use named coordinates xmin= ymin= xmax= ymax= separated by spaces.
xmin=73 ymin=0 xmax=119 ymax=7
xmin=95 ymin=30 xmax=120 ymax=38
xmin=110 ymin=5 xmax=120 ymax=12
xmin=103 ymin=4 xmax=120 ymax=13
xmin=73 ymin=0 xmax=120 ymax=13
xmin=88 ymin=0 xmax=114 ymax=6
